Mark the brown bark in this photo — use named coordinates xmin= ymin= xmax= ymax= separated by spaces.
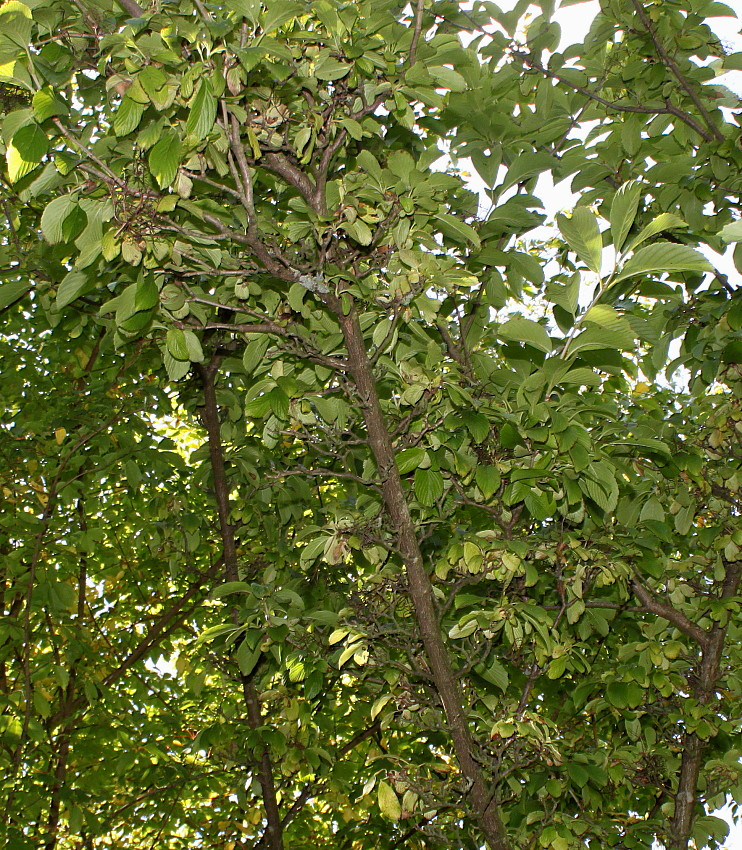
xmin=334 ymin=305 xmax=509 ymax=850
xmin=197 ymin=359 xmax=284 ymax=850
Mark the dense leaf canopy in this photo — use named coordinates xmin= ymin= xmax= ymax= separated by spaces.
xmin=0 ymin=0 xmax=741 ymax=848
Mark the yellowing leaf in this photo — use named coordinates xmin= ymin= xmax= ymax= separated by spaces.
xmin=377 ymin=781 xmax=401 ymax=821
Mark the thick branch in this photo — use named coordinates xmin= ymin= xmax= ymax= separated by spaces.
xmin=114 ymin=0 xmax=144 ymax=16
xmin=408 ymin=0 xmax=426 ymax=67
xmin=334 ymin=301 xmax=509 ymax=850
xmin=630 ymin=579 xmax=708 ymax=646
xmin=264 ymin=152 xmax=317 ymax=207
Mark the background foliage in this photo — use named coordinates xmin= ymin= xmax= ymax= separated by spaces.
xmin=0 ymin=0 xmax=741 ymax=848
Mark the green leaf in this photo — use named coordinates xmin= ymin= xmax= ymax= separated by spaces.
xmin=0 ymin=1 xmax=32 ymax=48
xmin=194 ymin=623 xmax=244 ymax=647
xmin=40 ymin=195 xmax=78 ymax=244
xmin=343 ymin=218 xmax=373 ymax=245
xmin=235 ymin=640 xmax=262 ymax=676
xmin=378 ymin=781 xmax=401 ymax=821
xmin=166 ymin=328 xmax=189 ymax=361
xmin=606 ymin=682 xmax=629 ymax=709
xmin=475 ymin=659 xmax=508 ymax=692
xmin=261 ymin=0 xmax=301 ymax=33
xmin=570 ymin=322 xmax=634 ymax=354
xmin=720 ymin=220 xmax=742 ymax=243
xmin=723 ymin=52 xmax=742 ymax=71
xmin=7 ymin=122 xmax=48 ymax=182
xmin=581 ymin=305 xmax=632 ymax=338
xmin=475 ymin=465 xmax=501 ymax=499
xmin=339 ymin=117 xmax=363 ymax=140
xmin=427 ymin=65 xmax=467 ymax=92
xmin=609 ymin=180 xmax=642 ymax=253
xmin=567 ymin=763 xmax=590 ymax=787
xmin=186 ymin=79 xmax=217 ymax=141
xmin=624 ymin=213 xmax=686 ymax=253
xmin=355 ymin=149 xmax=382 ymax=181
xmin=32 ymin=88 xmax=67 ymax=123
xmin=314 ymin=54 xmax=351 ymax=81
xmin=114 ymin=97 xmax=146 ymax=137
xmin=613 ymin=242 xmax=713 ymax=285
xmin=396 ymin=447 xmax=427 ymax=475
xmin=414 ymin=468 xmax=444 ymax=506
xmin=499 ymin=317 xmax=552 ymax=352
xmin=0 ymin=279 xmax=30 ymax=309
xmin=435 ymin=214 xmax=481 ymax=250
xmin=149 ymin=131 xmax=181 ymax=188
xmin=500 ymin=151 xmax=553 ymax=192
xmin=134 ymin=275 xmax=158 ymax=312
xmin=242 ymin=336 xmax=270 ymax=373
xmin=56 ymin=270 xmax=90 ymax=309
xmin=212 ymin=581 xmax=252 ymax=598
xmin=183 ymin=330 xmax=204 ymax=362
xmin=557 ymin=207 xmax=603 ymax=274
xmin=163 ymin=350 xmax=189 ymax=382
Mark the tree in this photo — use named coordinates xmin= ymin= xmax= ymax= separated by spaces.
xmin=0 ymin=0 xmax=741 ymax=847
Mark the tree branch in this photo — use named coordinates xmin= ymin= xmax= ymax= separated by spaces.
xmin=335 ymin=301 xmax=510 ymax=849
xmin=629 ymin=0 xmax=724 ymax=143
xmin=114 ymin=0 xmax=144 ymax=17
xmin=408 ymin=0 xmax=426 ymax=67
xmin=668 ymin=558 xmax=741 ymax=848
xmin=513 ymin=52 xmax=714 ymax=142
xmin=630 ymin=579 xmax=708 ymax=646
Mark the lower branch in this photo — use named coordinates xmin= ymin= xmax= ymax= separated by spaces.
xmin=197 ymin=357 xmax=284 ymax=850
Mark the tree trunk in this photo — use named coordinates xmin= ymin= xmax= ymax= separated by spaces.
xmin=336 ymin=306 xmax=509 ymax=850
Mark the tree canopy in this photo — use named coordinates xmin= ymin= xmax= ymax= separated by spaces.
xmin=1 ymin=0 xmax=741 ymax=848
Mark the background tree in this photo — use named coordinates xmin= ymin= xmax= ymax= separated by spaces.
xmin=0 ymin=0 xmax=741 ymax=848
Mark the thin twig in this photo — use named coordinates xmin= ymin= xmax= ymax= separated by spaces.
xmin=629 ymin=0 xmax=724 ymax=143
xmin=513 ymin=52 xmax=713 ymax=142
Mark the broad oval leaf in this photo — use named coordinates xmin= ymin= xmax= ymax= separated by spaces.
xmin=414 ymin=468 xmax=444 ymax=506
xmin=186 ymin=79 xmax=217 ymax=141
xmin=613 ymin=242 xmax=713 ymax=285
xmin=624 ymin=213 xmax=686 ymax=253
xmin=7 ymin=122 xmax=48 ymax=182
xmin=557 ymin=207 xmax=602 ymax=275
xmin=0 ymin=279 xmax=30 ymax=309
xmin=40 ymin=194 xmax=78 ymax=244
xmin=378 ymin=781 xmax=402 ymax=821
xmin=499 ymin=317 xmax=552 ymax=352
xmin=428 ymin=65 xmax=467 ymax=92
xmin=149 ymin=131 xmax=182 ymax=188
xmin=434 ymin=213 xmax=481 ymax=250
xmin=166 ymin=328 xmax=190 ymax=361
